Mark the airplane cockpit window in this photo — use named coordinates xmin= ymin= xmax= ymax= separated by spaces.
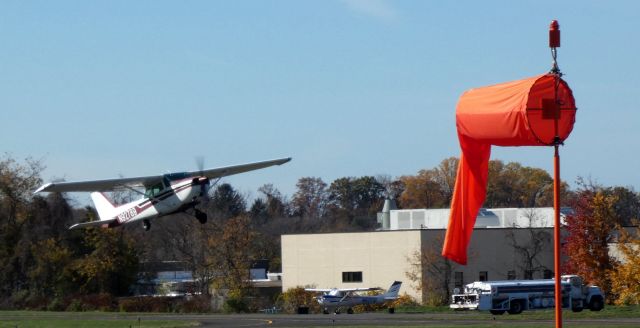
xmin=144 ymin=183 xmax=164 ymax=198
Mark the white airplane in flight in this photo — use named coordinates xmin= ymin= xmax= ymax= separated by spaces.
xmin=306 ymin=281 xmax=402 ymax=314
xmin=35 ymin=157 xmax=291 ymax=231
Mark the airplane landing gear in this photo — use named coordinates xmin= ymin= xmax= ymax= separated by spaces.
xmin=322 ymin=308 xmax=330 ymax=314
xmin=195 ymin=209 xmax=207 ymax=224
xmin=346 ymin=308 xmax=354 ymax=314
xmin=143 ymin=219 xmax=151 ymax=231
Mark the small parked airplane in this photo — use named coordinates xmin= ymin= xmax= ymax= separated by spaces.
xmin=35 ymin=157 xmax=291 ymax=231
xmin=306 ymin=281 xmax=402 ymax=314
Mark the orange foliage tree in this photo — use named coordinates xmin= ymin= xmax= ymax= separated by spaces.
xmin=562 ymin=182 xmax=619 ymax=298
xmin=609 ymin=226 xmax=640 ymax=305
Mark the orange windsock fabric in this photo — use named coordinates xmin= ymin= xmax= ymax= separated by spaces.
xmin=442 ymin=74 xmax=576 ymax=265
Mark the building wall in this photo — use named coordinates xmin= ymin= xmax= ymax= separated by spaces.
xmin=282 ymin=230 xmax=423 ymax=300
xmin=282 ymin=227 xmax=555 ymax=303
xmin=387 ymin=207 xmax=571 ymax=229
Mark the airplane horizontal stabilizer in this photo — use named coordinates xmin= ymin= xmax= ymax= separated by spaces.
xmin=68 ymin=219 xmax=116 ymax=230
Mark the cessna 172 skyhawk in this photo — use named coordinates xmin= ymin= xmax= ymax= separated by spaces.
xmin=35 ymin=157 xmax=291 ymax=231
xmin=306 ymin=281 xmax=402 ymax=314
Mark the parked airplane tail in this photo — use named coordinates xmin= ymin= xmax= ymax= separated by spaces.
xmin=383 ymin=281 xmax=402 ymax=299
xmin=90 ymin=192 xmax=118 ymax=221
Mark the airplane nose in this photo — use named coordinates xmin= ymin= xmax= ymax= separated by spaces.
xmin=192 ymin=177 xmax=210 ymax=197
xmin=200 ymin=178 xmax=210 ymax=197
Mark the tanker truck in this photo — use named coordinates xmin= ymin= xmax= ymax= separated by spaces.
xmin=450 ymin=275 xmax=604 ymax=315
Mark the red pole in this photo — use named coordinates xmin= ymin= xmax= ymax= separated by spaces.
xmin=554 ymin=144 xmax=562 ymax=328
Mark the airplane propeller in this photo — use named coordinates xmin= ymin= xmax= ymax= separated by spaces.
xmin=194 ymin=156 xmax=210 ymax=198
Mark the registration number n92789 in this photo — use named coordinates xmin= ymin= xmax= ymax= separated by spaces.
xmin=117 ymin=207 xmax=137 ymax=222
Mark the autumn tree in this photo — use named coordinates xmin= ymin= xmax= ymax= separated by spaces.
xmin=432 ymin=157 xmax=458 ymax=203
xmin=562 ymin=181 xmax=619 ymax=297
xmin=485 ymin=160 xmax=557 ymax=208
xmin=157 ymin=217 xmax=219 ymax=295
xmin=290 ymin=177 xmax=328 ymax=219
xmin=209 ymin=215 xmax=256 ymax=293
xmin=28 ymin=238 xmax=72 ymax=297
xmin=375 ymin=174 xmax=404 ymax=200
xmin=0 ymin=155 xmax=44 ymax=296
xmin=405 ymin=234 xmax=457 ymax=306
xmin=506 ymin=208 xmax=552 ymax=279
xmin=398 ymin=158 xmax=459 ymax=209
xmin=249 ymin=184 xmax=287 ymax=224
xmin=67 ymin=227 xmax=139 ymax=295
xmin=398 ymin=170 xmax=447 ymax=209
xmin=609 ymin=226 xmax=640 ymax=305
xmin=610 ymin=186 xmax=640 ymax=226
xmin=327 ymin=176 xmax=385 ymax=229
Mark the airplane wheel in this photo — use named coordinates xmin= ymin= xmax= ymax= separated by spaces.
xmin=347 ymin=308 xmax=354 ymax=314
xmin=196 ymin=210 xmax=207 ymax=224
xmin=323 ymin=309 xmax=329 ymax=314
xmin=388 ymin=307 xmax=395 ymax=314
xmin=143 ymin=219 xmax=151 ymax=231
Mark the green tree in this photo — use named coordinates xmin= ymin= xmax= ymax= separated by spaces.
xmin=209 ymin=183 xmax=246 ymax=219
xmin=327 ymin=176 xmax=385 ymax=229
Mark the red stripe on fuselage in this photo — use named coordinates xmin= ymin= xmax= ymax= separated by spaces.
xmin=115 ymin=180 xmax=200 ymax=223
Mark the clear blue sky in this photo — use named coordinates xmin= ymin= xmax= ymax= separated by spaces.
xmin=2 ymin=1 xmax=638 ymax=202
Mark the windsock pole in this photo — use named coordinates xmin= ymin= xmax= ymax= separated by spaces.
xmin=549 ymin=19 xmax=563 ymax=328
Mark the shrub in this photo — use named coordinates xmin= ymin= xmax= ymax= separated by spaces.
xmin=391 ymin=294 xmax=419 ymax=308
xmin=223 ymin=297 xmax=249 ymax=313
xmin=66 ymin=299 xmax=85 ymax=312
xmin=277 ymin=287 xmax=320 ymax=314
xmin=179 ymin=295 xmax=211 ymax=313
xmin=118 ymin=296 xmax=179 ymax=312
xmin=118 ymin=297 xmax=150 ymax=312
xmin=47 ymin=297 xmax=67 ymax=311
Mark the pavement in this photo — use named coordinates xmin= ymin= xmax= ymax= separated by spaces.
xmin=144 ymin=312 xmax=640 ymax=327
xmin=4 ymin=311 xmax=640 ymax=327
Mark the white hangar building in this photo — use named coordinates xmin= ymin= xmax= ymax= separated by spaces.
xmin=281 ymin=206 xmax=567 ymax=303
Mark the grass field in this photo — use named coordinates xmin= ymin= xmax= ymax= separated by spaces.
xmin=396 ymin=304 xmax=640 ymax=319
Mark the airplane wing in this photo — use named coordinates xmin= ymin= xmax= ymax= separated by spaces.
xmin=305 ymin=287 xmax=381 ymax=293
xmin=35 ymin=157 xmax=291 ymax=193
xmin=304 ymin=288 xmax=333 ymax=293
xmin=185 ymin=157 xmax=292 ymax=180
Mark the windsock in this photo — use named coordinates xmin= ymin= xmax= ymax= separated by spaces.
xmin=442 ymin=74 xmax=576 ymax=265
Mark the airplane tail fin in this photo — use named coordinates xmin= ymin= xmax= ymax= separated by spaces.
xmin=383 ymin=281 xmax=402 ymax=299
xmin=90 ymin=192 xmax=118 ymax=221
